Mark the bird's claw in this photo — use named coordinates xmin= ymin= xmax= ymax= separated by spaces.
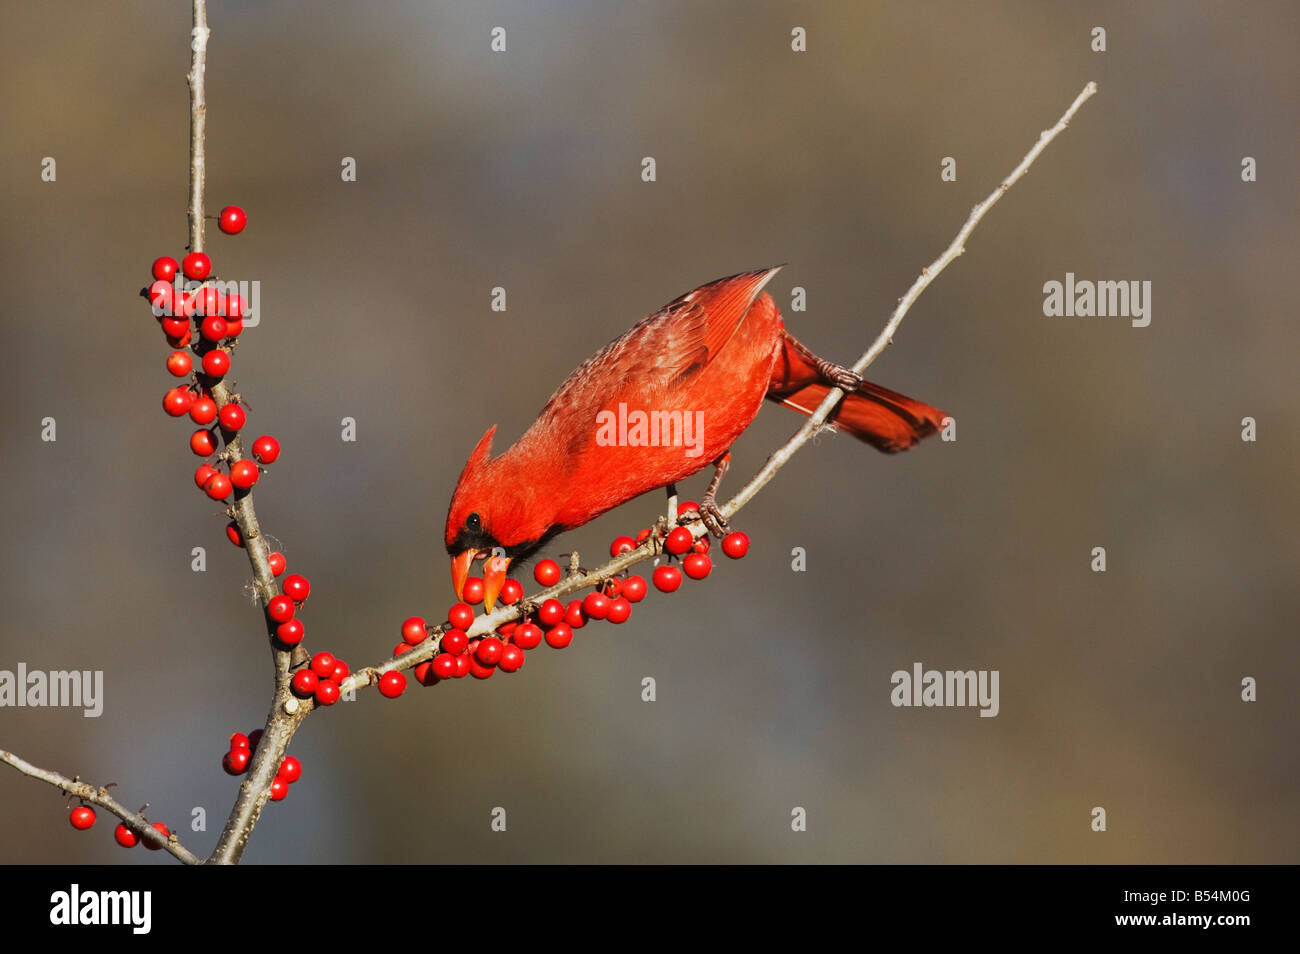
xmin=814 ymin=358 xmax=862 ymax=392
xmin=696 ymin=498 xmax=729 ymax=538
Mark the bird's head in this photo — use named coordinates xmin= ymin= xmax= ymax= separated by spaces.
xmin=444 ymin=425 xmax=556 ymax=610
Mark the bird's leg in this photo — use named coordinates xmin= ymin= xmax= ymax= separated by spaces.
xmin=665 ymin=483 xmax=679 ymax=527
xmin=688 ymin=451 xmax=731 ymax=537
xmin=813 ymin=357 xmax=863 ymax=392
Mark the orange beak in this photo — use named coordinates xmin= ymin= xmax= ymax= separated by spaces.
xmin=482 ymin=554 xmax=511 ymax=612
xmin=450 ymin=550 xmax=475 ymax=602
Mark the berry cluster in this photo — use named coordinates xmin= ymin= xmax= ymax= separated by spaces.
xmin=290 ymin=651 xmax=351 ymax=708
xmin=68 ymin=800 xmax=173 ymax=851
xmin=221 ymin=728 xmax=303 ymax=802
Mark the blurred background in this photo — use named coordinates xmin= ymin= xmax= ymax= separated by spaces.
xmin=1 ymin=0 xmax=1296 ymax=864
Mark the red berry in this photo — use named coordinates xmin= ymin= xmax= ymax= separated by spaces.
xmin=679 ymin=500 xmax=700 ymax=514
xmin=498 ymin=644 xmax=525 ymax=672
xmin=378 ymin=670 xmax=407 ymax=698
xmin=665 ymin=527 xmax=693 ymax=555
xmin=610 ymin=535 xmax=636 ymax=556
xmin=533 ymin=559 xmax=562 ymax=586
xmin=200 ymin=315 xmax=227 ymax=342
xmin=163 ymin=386 xmax=194 ymax=417
xmin=218 ymin=403 xmax=246 ymax=432
xmin=635 ymin=527 xmax=653 ymax=543
xmin=204 ymin=472 xmax=233 ymax=500
xmin=291 ymin=669 xmax=318 ymax=696
xmin=622 ymin=575 xmax=647 ymax=602
xmin=198 ymin=286 xmax=224 ymax=317
xmin=190 ymin=428 xmax=217 ymax=456
xmin=447 ymin=602 xmax=475 ymax=630
xmin=229 ymin=458 xmax=259 ymax=490
xmin=267 ymin=594 xmax=295 ymax=623
xmin=277 ymin=756 xmax=302 ymax=783
xmin=310 ymin=651 xmax=336 ymax=679
xmin=721 ymin=531 xmax=750 ymax=559
xmin=330 ymin=659 xmax=349 ymax=682
xmin=401 ymin=617 xmax=427 ymax=645
xmin=454 ymin=654 xmax=472 ymax=678
xmin=692 ymin=536 xmax=711 ymax=554
xmin=161 ymin=315 xmax=189 ymax=338
xmin=315 ymin=679 xmax=341 ymax=705
xmin=218 ymin=205 xmax=247 ymax=234
xmin=475 ymin=636 xmax=504 ymax=666
xmin=69 ymin=806 xmax=96 ymax=830
xmin=283 ymin=574 xmax=311 ymax=602
xmin=393 ymin=642 xmax=413 ymax=656
xmin=496 ymin=621 xmax=517 ymax=638
xmin=462 ymin=576 xmax=485 ymax=604
xmin=544 ymin=622 xmax=573 ymax=649
xmin=513 ymin=622 xmax=543 ymax=650
xmin=414 ymin=661 xmax=438 ymax=686
xmin=182 ymin=252 xmax=211 ymax=280
xmin=226 ymin=294 xmax=246 ymax=320
xmin=190 ymin=395 xmax=218 ymax=424
xmin=229 ymin=732 xmax=250 ymax=750
xmin=653 ymin=565 xmax=683 ymax=592
xmin=252 ymin=435 xmax=280 ymax=464
xmin=276 ymin=618 xmax=305 ymax=646
xmin=166 ymin=350 xmax=193 ymax=377
xmin=683 ymin=553 xmax=712 ymax=580
xmin=152 ymin=256 xmax=180 ymax=282
xmin=564 ymin=600 xmax=586 ymax=629
xmin=269 ymin=777 xmax=289 ymax=802
xmin=537 ymin=599 xmax=564 ymax=626
xmin=248 ymin=729 xmax=263 ymax=750
xmin=468 ymin=654 xmax=496 ymax=680
xmin=441 ymin=629 xmax=468 ymax=655
xmin=582 ymin=591 xmax=610 ymax=620
xmin=601 ymin=577 xmax=622 ymax=599
xmin=268 ymin=552 xmax=287 ymax=577
xmin=149 ymin=279 xmax=176 ymax=314
xmin=201 ymin=349 xmax=230 ymax=378
xmin=223 ymin=748 xmax=250 ymax=775
xmin=432 ymin=653 xmax=458 ymax=679
xmin=606 ymin=597 xmax=632 ymax=623
xmin=166 ymin=329 xmax=193 ymax=349
xmin=194 ymin=464 xmax=217 ymax=489
xmin=144 ymin=822 xmax=170 ymax=850
xmin=225 ymin=521 xmax=243 ymax=547
xmin=225 ymin=317 xmax=244 ymax=338
xmin=500 ymin=579 xmax=523 ymax=605
xmin=114 ymin=823 xmax=138 ymax=848
xmin=178 ymin=290 xmax=201 ymax=318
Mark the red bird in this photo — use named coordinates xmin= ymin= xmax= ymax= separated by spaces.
xmin=446 ymin=267 xmax=945 ymax=608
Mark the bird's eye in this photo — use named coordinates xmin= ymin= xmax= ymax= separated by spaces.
xmin=466 ymin=512 xmax=481 ymax=532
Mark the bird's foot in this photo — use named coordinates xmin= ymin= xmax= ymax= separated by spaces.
xmin=814 ymin=358 xmax=862 ymax=392
xmin=696 ymin=496 xmax=729 ymax=537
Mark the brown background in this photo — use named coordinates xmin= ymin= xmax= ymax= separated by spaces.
xmin=0 ymin=1 xmax=1296 ymax=863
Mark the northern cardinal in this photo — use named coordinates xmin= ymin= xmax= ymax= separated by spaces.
xmin=446 ymin=267 xmax=945 ymax=608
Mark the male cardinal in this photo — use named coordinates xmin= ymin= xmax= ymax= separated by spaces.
xmin=446 ymin=267 xmax=945 ymax=608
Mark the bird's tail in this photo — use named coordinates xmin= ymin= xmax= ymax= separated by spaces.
xmin=767 ymin=331 xmax=946 ymax=453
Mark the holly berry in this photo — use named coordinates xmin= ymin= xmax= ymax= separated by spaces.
xmin=499 ymin=579 xmax=523 ymax=605
xmin=277 ymin=756 xmax=302 ymax=784
xmin=190 ymin=395 xmax=218 ymax=425
xmin=564 ymin=600 xmax=586 ymax=629
xmin=533 ymin=559 xmax=562 ymax=587
xmin=166 ymin=351 xmax=193 ymax=377
xmin=194 ymin=464 xmax=217 ymax=489
xmin=198 ymin=286 xmax=224 ymax=317
xmin=152 ymin=256 xmax=180 ymax=282
xmin=269 ymin=777 xmax=289 ymax=802
xmin=310 ymin=652 xmax=336 ymax=679
xmin=601 ymin=577 xmax=622 ymax=599
xmin=467 ymin=653 xmax=496 ymax=680
xmin=537 ymin=599 xmax=564 ymax=626
xmin=401 ymin=617 xmax=427 ymax=645
xmin=635 ymin=527 xmax=653 ymax=543
xmin=314 ymin=679 xmax=341 ymax=706
xmin=190 ymin=428 xmax=217 ymax=456
xmin=544 ymin=622 xmax=573 ymax=649
xmin=114 ymin=823 xmax=139 ymax=848
xmin=283 ymin=574 xmax=311 ymax=603
xmin=653 ymin=565 xmax=683 ymax=592
xmin=229 ymin=732 xmax=251 ymax=750
xmin=218 ymin=205 xmax=247 ymax=234
xmin=665 ymin=527 xmax=694 ymax=555
xmin=204 ymin=472 xmax=233 ymax=500
xmin=453 ymin=654 xmax=472 ymax=678
xmin=433 ymin=653 xmax=458 ymax=679
xmin=229 ymin=459 xmax=259 ymax=491
xmin=163 ymin=386 xmax=194 ymax=417
xmin=252 ymin=435 xmax=280 ymax=464
xmin=378 ymin=670 xmax=407 ymax=698
xmin=267 ymin=594 xmax=295 ymax=623
xmin=178 ymin=290 xmax=201 ymax=318
xmin=218 ymin=403 xmax=246 ymax=432
xmin=201 ymin=349 xmax=230 ymax=378
xmin=161 ymin=316 xmax=189 ymax=338
xmin=683 ymin=553 xmax=712 ymax=580
xmin=225 ymin=521 xmax=243 ymax=547
xmin=69 ymin=806 xmax=96 ymax=830
xmin=513 ymin=622 xmax=543 ymax=650
xmin=144 ymin=822 xmax=170 ymax=850
xmin=291 ymin=669 xmax=318 ymax=697
xmin=414 ymin=661 xmax=438 ymax=686
xmin=622 ymin=575 xmax=647 ymax=602
xmin=606 ymin=597 xmax=632 ymax=623
xmin=498 ymin=644 xmax=525 ymax=672
xmin=225 ymin=317 xmax=244 ymax=338
xmin=462 ymin=576 xmax=485 ymax=604
xmin=276 ymin=619 xmax=304 ymax=646
xmin=582 ymin=591 xmax=610 ymax=620
xmin=226 ymin=294 xmax=246 ymax=320
xmin=721 ymin=531 xmax=750 ymax=559
xmin=692 ymin=536 xmax=711 ymax=554
xmin=200 ymin=315 xmax=227 ymax=342
xmin=441 ymin=629 xmax=468 ymax=655
xmin=679 ymin=500 xmax=700 ymax=515
xmin=268 ymin=552 xmax=287 ymax=577
xmin=447 ymin=602 xmax=475 ymax=630
xmin=475 ymin=637 xmax=505 ymax=666
xmin=182 ymin=252 xmax=211 ymax=280
xmin=330 ymin=659 xmax=350 ymax=683
xmin=395 ymin=641 xmax=413 ymax=656
xmin=496 ymin=621 xmax=517 ymax=638
xmin=149 ymin=280 xmax=176 ymax=315
xmin=223 ymin=748 xmax=250 ymax=775
xmin=610 ymin=535 xmax=636 ymax=557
